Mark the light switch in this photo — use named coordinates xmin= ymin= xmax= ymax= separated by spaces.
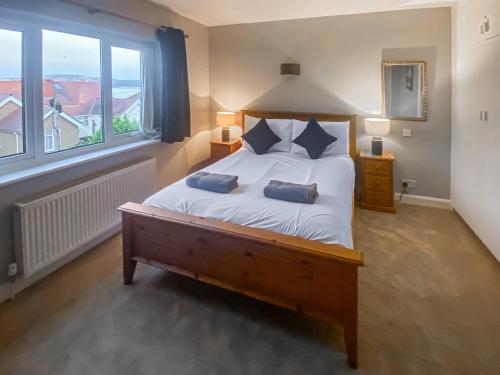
xmin=402 ymin=129 xmax=412 ymax=137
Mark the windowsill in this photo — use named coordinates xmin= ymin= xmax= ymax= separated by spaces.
xmin=0 ymin=139 xmax=160 ymax=188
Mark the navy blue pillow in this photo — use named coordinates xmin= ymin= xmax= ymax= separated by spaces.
xmin=242 ymin=118 xmax=281 ymax=155
xmin=293 ymin=118 xmax=337 ymax=159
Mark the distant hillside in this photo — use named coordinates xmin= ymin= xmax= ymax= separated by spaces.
xmin=43 ymin=74 xmax=140 ymax=87
xmin=45 ymin=74 xmax=99 ymax=82
xmin=112 ymin=79 xmax=141 ymax=88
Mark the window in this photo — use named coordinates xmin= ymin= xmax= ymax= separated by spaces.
xmin=0 ymin=15 xmax=153 ymax=177
xmin=42 ymin=30 xmax=103 ymax=153
xmin=0 ymin=28 xmax=25 ymax=159
xmin=111 ymin=46 xmax=142 ymax=135
xmin=44 ymin=129 xmax=54 ymax=152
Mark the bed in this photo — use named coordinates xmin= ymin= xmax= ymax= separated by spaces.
xmin=119 ymin=110 xmax=364 ymax=368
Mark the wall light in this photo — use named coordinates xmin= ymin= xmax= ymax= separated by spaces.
xmin=280 ymin=63 xmax=301 ymax=75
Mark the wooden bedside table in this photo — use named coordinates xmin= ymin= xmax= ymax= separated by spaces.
xmin=210 ymin=139 xmax=241 ymax=160
xmin=359 ymin=151 xmax=396 ymax=214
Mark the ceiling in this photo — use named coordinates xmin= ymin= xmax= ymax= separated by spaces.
xmin=151 ymin=0 xmax=457 ymax=27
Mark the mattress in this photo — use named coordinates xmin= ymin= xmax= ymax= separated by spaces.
xmin=144 ymin=148 xmax=355 ymax=248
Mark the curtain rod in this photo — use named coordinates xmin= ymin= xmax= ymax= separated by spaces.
xmin=60 ymin=0 xmax=189 ymax=38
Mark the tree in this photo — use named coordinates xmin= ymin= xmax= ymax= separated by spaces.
xmin=112 ymin=114 xmax=140 ymax=135
xmin=81 ymin=128 xmax=102 ymax=145
xmin=80 ymin=115 xmax=140 ymax=145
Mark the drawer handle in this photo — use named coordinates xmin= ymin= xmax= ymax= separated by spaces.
xmin=375 ymin=181 xmax=381 ymax=185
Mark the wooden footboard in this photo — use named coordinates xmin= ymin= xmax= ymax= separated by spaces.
xmin=119 ymin=202 xmax=364 ymax=368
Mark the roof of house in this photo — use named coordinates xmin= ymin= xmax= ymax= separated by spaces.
xmin=112 ymin=93 xmax=141 ymax=116
xmin=0 ymin=105 xmax=82 ymax=134
xmin=0 ymin=80 xmax=140 ymax=134
xmin=0 ymin=94 xmax=22 ymax=108
xmin=45 ymin=80 xmax=102 ymax=105
xmin=0 ymin=93 xmax=11 ymax=102
xmin=0 ymin=81 xmax=22 ymax=100
xmin=81 ymin=94 xmax=141 ymax=117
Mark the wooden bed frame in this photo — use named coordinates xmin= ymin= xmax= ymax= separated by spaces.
xmin=119 ymin=110 xmax=364 ymax=368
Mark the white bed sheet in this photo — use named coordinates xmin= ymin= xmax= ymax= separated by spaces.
xmin=144 ymin=149 xmax=355 ymax=248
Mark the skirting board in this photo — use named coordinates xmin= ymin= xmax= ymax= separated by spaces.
xmin=0 ymin=224 xmax=121 ymax=305
xmin=395 ymin=193 xmax=451 ymax=210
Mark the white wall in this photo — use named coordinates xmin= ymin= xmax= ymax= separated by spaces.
xmin=209 ymin=8 xmax=452 ymax=199
xmin=452 ymin=0 xmax=500 ymax=261
xmin=0 ymin=0 xmax=211 ymax=285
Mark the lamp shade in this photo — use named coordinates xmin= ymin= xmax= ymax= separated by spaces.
xmin=364 ymin=118 xmax=390 ymax=137
xmin=216 ymin=111 xmax=236 ymax=127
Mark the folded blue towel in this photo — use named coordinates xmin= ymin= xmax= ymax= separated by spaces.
xmin=264 ymin=180 xmax=318 ymax=204
xmin=186 ymin=171 xmax=238 ymax=194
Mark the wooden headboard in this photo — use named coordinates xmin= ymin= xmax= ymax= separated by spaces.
xmin=241 ymin=110 xmax=357 ymax=159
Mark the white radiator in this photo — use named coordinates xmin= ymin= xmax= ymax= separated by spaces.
xmin=13 ymin=158 xmax=156 ymax=278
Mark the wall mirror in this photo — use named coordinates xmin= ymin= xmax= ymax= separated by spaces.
xmin=382 ymin=61 xmax=427 ymax=121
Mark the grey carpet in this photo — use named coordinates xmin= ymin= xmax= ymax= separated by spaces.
xmin=1 ymin=204 xmax=499 ymax=375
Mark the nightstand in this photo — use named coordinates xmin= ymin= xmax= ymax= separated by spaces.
xmin=359 ymin=151 xmax=396 ymax=214
xmin=210 ymin=139 xmax=241 ymax=160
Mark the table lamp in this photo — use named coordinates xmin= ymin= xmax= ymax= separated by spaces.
xmin=364 ymin=118 xmax=390 ymax=156
xmin=216 ymin=111 xmax=236 ymax=142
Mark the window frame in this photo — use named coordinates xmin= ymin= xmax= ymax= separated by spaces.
xmin=110 ymin=43 xmax=145 ymax=138
xmin=0 ymin=21 xmax=33 ymax=164
xmin=41 ymin=28 xmax=106 ymax=154
xmin=0 ymin=9 xmax=156 ymax=176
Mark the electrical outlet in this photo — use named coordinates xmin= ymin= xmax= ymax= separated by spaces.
xmin=7 ymin=262 xmax=18 ymax=278
xmin=402 ymin=129 xmax=412 ymax=137
xmin=402 ymin=179 xmax=416 ymax=189
xmin=484 ymin=16 xmax=490 ymax=33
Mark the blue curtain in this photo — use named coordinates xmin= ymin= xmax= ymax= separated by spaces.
xmin=157 ymin=27 xmax=191 ymax=143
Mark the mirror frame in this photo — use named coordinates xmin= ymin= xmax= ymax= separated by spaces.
xmin=381 ymin=61 xmax=428 ymax=121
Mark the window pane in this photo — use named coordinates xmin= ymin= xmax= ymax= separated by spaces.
xmin=42 ymin=30 xmax=103 ymax=153
xmin=111 ymin=47 xmax=141 ymax=135
xmin=45 ymin=129 xmax=54 ymax=151
xmin=0 ymin=28 xmax=24 ymax=159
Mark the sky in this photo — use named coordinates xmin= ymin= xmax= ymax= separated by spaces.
xmin=0 ymin=29 xmax=22 ymax=79
xmin=0 ymin=28 xmax=141 ymax=81
xmin=112 ymin=46 xmax=141 ymax=81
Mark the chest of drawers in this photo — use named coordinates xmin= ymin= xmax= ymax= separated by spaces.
xmin=359 ymin=151 xmax=396 ymax=213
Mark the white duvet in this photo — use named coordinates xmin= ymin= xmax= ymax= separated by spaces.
xmin=144 ymin=149 xmax=355 ymax=248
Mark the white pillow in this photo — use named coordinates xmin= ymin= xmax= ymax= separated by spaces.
xmin=291 ymin=119 xmax=350 ymax=156
xmin=244 ymin=115 xmax=293 ymax=153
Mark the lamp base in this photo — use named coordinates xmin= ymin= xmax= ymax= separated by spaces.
xmin=221 ymin=127 xmax=230 ymax=142
xmin=371 ymin=137 xmax=383 ymax=156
